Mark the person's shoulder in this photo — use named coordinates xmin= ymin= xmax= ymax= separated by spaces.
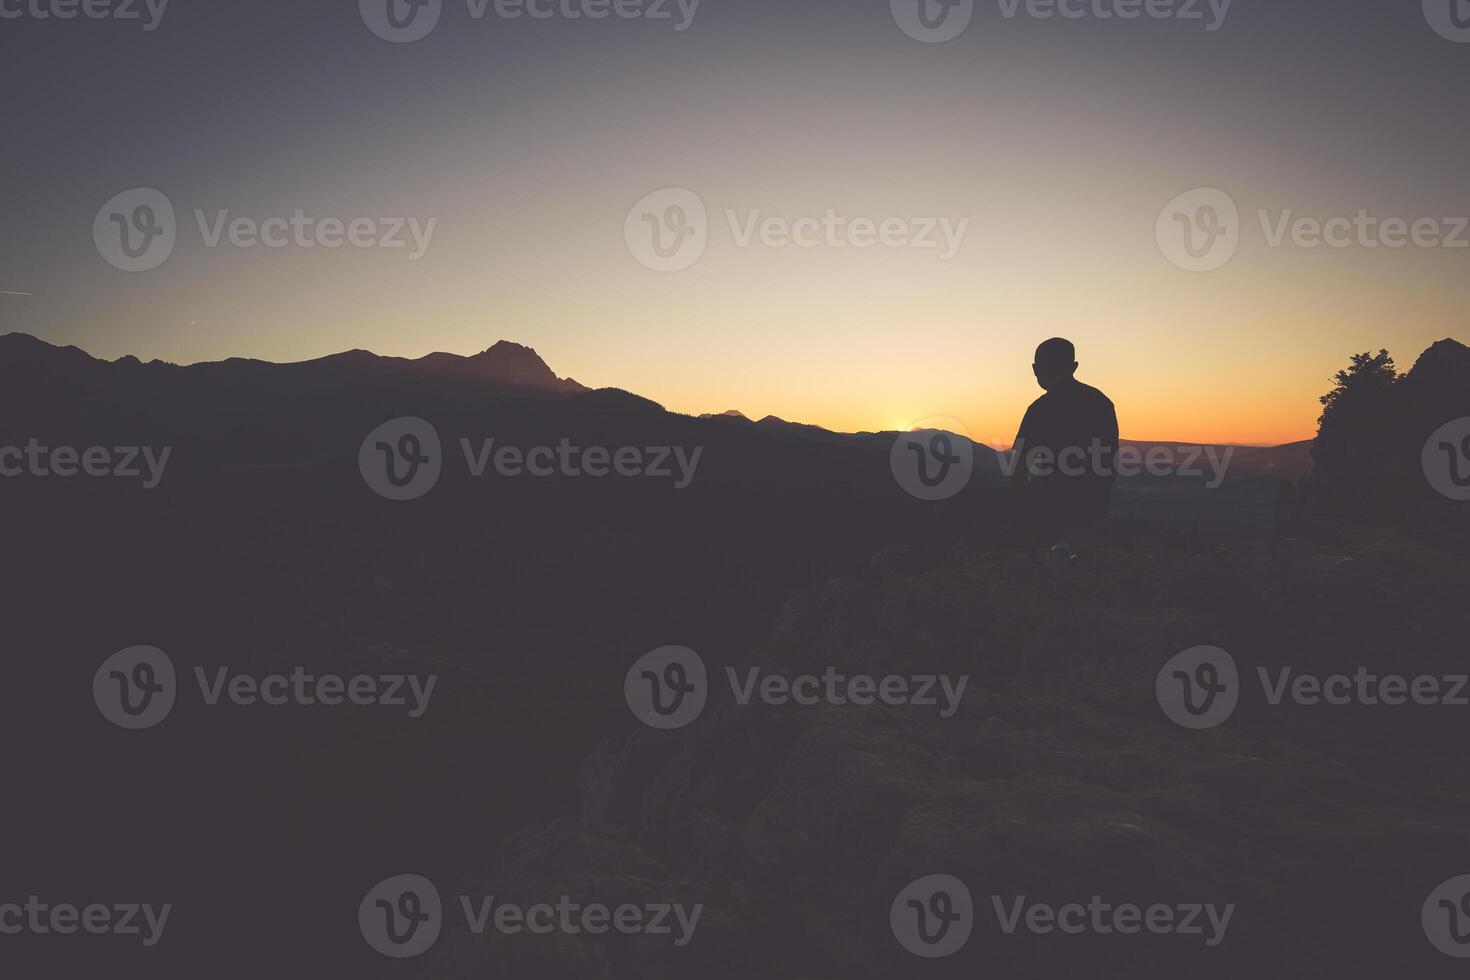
xmin=1016 ymin=391 xmax=1049 ymax=432
xmin=1076 ymin=381 xmax=1114 ymax=409
xmin=1023 ymin=390 xmax=1052 ymax=414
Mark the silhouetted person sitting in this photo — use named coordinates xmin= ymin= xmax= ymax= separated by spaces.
xmin=1009 ymin=338 xmax=1119 ymax=557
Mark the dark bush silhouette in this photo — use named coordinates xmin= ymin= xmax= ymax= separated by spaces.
xmin=1305 ymin=339 xmax=1470 ymax=553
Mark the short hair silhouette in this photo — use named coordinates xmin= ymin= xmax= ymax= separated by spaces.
xmin=1034 ymin=338 xmax=1076 ymax=373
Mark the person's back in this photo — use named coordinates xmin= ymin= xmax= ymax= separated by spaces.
xmin=1011 ymin=338 xmax=1119 ymax=550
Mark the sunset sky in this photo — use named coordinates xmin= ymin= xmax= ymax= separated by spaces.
xmin=2 ymin=0 xmax=1467 ymax=445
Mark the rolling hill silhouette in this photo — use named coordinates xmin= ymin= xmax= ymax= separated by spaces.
xmin=2 ymin=330 xmax=1004 ymax=979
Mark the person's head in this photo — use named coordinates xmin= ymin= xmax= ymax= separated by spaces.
xmin=1032 ymin=337 xmax=1078 ymax=391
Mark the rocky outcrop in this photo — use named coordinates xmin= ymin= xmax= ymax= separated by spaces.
xmin=412 ymin=521 xmax=1470 ymax=978
xmin=1305 ymin=338 xmax=1470 ymax=552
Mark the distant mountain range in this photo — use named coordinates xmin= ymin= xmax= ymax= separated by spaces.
xmin=0 ymin=332 xmax=1320 ymax=480
xmin=702 ymin=410 xmax=1315 ymax=478
xmin=0 ymin=332 xmax=584 ymax=422
xmin=1119 ymin=440 xmax=1315 ymax=478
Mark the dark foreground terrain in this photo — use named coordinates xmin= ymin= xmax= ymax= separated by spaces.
xmin=2 ymin=333 xmax=1467 ymax=977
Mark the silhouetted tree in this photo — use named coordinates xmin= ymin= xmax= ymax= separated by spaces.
xmin=1304 ymin=341 xmax=1470 ymax=554
xmin=1306 ymin=349 xmax=1405 ymax=521
xmin=1317 ymin=349 xmax=1400 ymax=428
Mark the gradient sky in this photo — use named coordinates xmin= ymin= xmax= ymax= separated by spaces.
xmin=2 ymin=0 xmax=1467 ymax=444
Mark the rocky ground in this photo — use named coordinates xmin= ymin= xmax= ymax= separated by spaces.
xmin=407 ymin=516 xmax=1470 ymax=978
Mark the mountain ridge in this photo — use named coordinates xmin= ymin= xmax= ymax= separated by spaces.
xmin=3 ymin=333 xmax=1459 ymax=461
